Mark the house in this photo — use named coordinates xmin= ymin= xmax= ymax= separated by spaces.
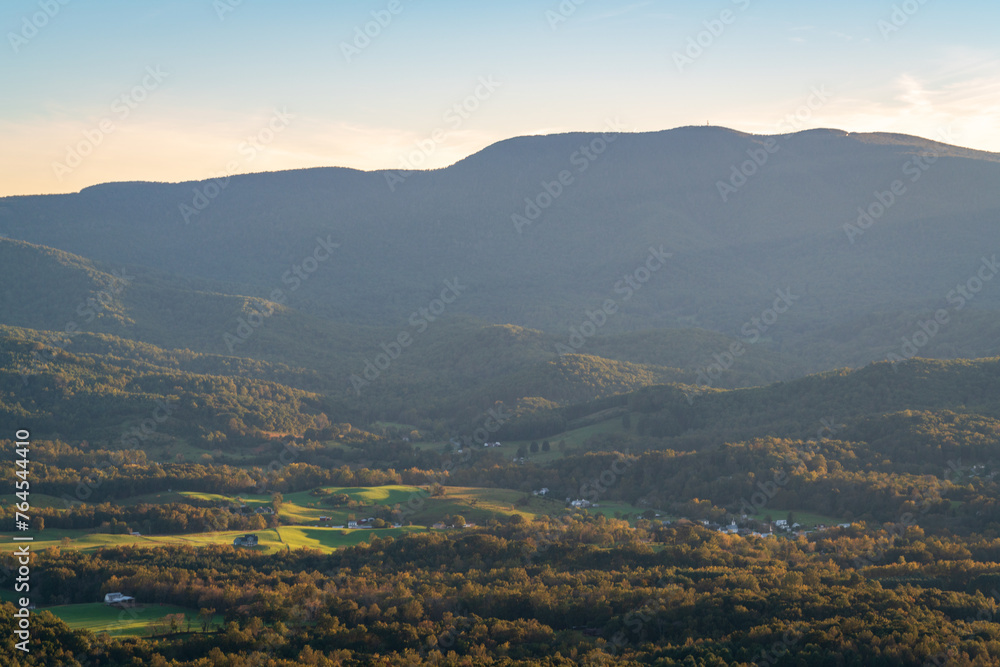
xmin=570 ymin=499 xmax=592 ymax=508
xmin=347 ymin=520 xmax=358 ymax=528
xmin=775 ymin=519 xmax=788 ymax=528
xmin=724 ymin=522 xmax=739 ymax=534
xmin=104 ymin=592 xmax=135 ymax=607
xmin=233 ymin=534 xmax=259 ymax=547
xmin=533 ymin=488 xmax=550 ymax=496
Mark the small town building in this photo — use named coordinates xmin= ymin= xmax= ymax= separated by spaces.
xmin=104 ymin=592 xmax=135 ymax=607
xmin=233 ymin=534 xmax=259 ymax=547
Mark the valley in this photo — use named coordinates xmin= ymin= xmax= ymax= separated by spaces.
xmin=3 ymin=127 xmax=1000 ymax=664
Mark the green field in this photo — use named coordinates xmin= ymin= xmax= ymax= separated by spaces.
xmin=0 ymin=524 xmax=434 ymax=555
xmin=0 ymin=529 xmax=142 ymax=553
xmin=43 ymin=603 xmax=223 ymax=637
xmin=402 ymin=486 xmax=570 ymax=525
xmin=0 ymin=485 xmax=603 ymax=554
xmin=178 ymin=484 xmax=427 ymax=525
xmin=278 ymin=525 xmax=426 ymax=549
xmin=579 ymin=501 xmax=672 ymax=521
xmin=498 ymin=417 xmax=630 ymax=464
xmin=552 ymin=417 xmax=629 ymax=448
xmin=748 ymin=508 xmax=844 ymax=529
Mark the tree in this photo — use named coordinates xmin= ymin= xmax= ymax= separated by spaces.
xmin=542 ymin=441 xmax=550 ymax=452
xmin=271 ymin=492 xmax=283 ymax=513
xmin=530 ymin=441 xmax=539 ymax=454
xmin=166 ymin=613 xmax=184 ymax=634
xmin=450 ymin=515 xmax=466 ymax=528
xmin=199 ymin=608 xmax=216 ymax=632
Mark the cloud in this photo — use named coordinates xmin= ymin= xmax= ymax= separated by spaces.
xmin=0 ymin=110 xmax=515 ymax=196
xmin=721 ymin=51 xmax=1000 ymax=153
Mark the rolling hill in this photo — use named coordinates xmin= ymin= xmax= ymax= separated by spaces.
xmin=1 ymin=127 xmax=998 ymax=375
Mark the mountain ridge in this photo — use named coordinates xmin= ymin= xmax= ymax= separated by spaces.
xmin=2 ymin=125 xmax=998 ymax=377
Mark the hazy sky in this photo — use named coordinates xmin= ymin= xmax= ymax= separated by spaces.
xmin=2 ymin=0 xmax=998 ymax=196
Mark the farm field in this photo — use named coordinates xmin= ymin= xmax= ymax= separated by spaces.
xmin=579 ymin=501 xmax=672 ymax=521
xmin=406 ymin=486 xmax=567 ymax=525
xmin=180 ymin=484 xmax=427 ymax=523
xmin=277 ymin=525 xmax=426 ymax=550
xmin=42 ymin=603 xmax=224 ymax=637
xmin=748 ymin=509 xmax=844 ymax=529
xmin=0 ymin=484 xmax=664 ymax=559
xmin=0 ymin=525 xmax=422 ymax=555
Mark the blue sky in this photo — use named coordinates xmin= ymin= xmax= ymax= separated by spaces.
xmin=2 ymin=0 xmax=998 ymax=195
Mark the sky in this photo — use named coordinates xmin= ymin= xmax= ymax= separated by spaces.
xmin=1 ymin=0 xmax=998 ymax=196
